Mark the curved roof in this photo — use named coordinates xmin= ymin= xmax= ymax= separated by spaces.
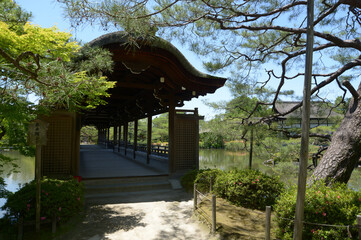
xmin=88 ymin=31 xmax=221 ymax=80
xmin=82 ymin=32 xmax=226 ymax=126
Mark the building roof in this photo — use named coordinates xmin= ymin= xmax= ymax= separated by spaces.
xmin=275 ymin=101 xmax=342 ymax=119
xmin=82 ymin=32 xmax=227 ymax=126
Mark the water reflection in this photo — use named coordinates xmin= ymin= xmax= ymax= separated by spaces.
xmin=199 ymin=149 xmax=273 ymax=175
xmin=0 ymin=151 xmax=35 ymax=218
xmin=199 ymin=149 xmax=361 ymax=190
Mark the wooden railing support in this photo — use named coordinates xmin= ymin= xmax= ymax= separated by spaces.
xmin=194 ymin=183 xmax=198 ymax=211
xmin=212 ymin=194 xmax=216 ymax=233
xmin=265 ymin=206 xmax=271 ymax=240
xmin=357 ymin=215 xmax=361 ymax=240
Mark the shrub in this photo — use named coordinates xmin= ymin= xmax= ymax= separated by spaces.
xmin=214 ymin=169 xmax=284 ymax=210
xmin=2 ymin=178 xmax=84 ymax=223
xmin=180 ymin=168 xmax=223 ymax=193
xmin=180 ymin=169 xmax=200 ymax=192
xmin=194 ymin=168 xmax=224 ymax=193
xmin=274 ymin=181 xmax=361 ymax=239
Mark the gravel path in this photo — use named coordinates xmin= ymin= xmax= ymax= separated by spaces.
xmin=56 ymin=190 xmax=219 ymax=240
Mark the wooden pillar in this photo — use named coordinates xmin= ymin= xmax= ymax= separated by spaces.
xmin=102 ymin=128 xmax=105 ymax=145
xmin=133 ymin=120 xmax=138 ymax=159
xmin=195 ymin=108 xmax=200 ymax=170
xmin=147 ymin=116 xmax=152 ymax=164
xmin=118 ymin=125 xmax=121 ymax=152
xmin=124 ymin=122 xmax=128 ymax=156
xmin=97 ymin=128 xmax=100 ymax=144
xmin=107 ymin=127 xmax=110 ymax=149
xmin=168 ymin=98 xmax=175 ymax=174
xmin=113 ymin=125 xmax=118 ymax=148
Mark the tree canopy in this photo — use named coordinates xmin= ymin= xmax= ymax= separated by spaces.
xmin=57 ymin=0 xmax=361 ymax=184
xmin=0 ymin=0 xmax=115 ymax=158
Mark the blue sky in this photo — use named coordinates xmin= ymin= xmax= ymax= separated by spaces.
xmin=16 ymin=0 xmax=232 ymax=120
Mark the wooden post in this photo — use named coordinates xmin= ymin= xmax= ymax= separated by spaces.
xmin=35 ymin=145 xmax=41 ymax=232
xmin=124 ymin=122 xmax=128 ymax=156
xmin=357 ymin=215 xmax=361 ymax=240
xmin=17 ymin=216 xmax=23 ymax=240
xmin=249 ymin=128 xmax=254 ymax=169
xmin=113 ymin=126 xmax=118 ymax=151
xmin=168 ymin=97 xmax=176 ymax=174
xmin=118 ymin=125 xmax=121 ymax=152
xmin=194 ymin=183 xmax=198 ymax=211
xmin=265 ymin=206 xmax=271 ymax=240
xmin=107 ymin=127 xmax=110 ymax=149
xmin=212 ymin=194 xmax=216 ymax=233
xmin=134 ymin=120 xmax=138 ymax=159
xmin=52 ymin=215 xmax=57 ymax=233
xmin=293 ymin=0 xmax=314 ymax=239
xmin=195 ymin=108 xmax=200 ymax=170
xmin=28 ymin=120 xmax=48 ymax=233
xmin=147 ymin=116 xmax=152 ymax=164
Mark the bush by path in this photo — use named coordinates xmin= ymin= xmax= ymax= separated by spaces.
xmin=181 ymin=168 xmax=284 ymax=210
xmin=274 ymin=181 xmax=361 ymax=239
xmin=2 ymin=177 xmax=84 ymax=223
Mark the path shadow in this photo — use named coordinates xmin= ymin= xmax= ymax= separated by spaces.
xmin=56 ymin=205 xmax=146 ymax=240
xmin=86 ymin=189 xmax=193 ymax=205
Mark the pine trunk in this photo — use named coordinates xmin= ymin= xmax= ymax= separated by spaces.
xmin=311 ymin=84 xmax=361 ymax=185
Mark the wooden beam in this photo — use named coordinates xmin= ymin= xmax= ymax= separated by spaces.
xmin=116 ymin=81 xmax=157 ymax=90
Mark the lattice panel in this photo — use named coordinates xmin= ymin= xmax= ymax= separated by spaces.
xmin=42 ymin=116 xmax=72 ymax=176
xmin=174 ymin=115 xmax=198 ymax=170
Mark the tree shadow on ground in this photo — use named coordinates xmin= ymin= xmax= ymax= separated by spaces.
xmin=55 ymin=205 xmax=146 ymax=240
xmin=154 ymin=201 xmax=215 ymax=240
xmin=86 ymin=189 xmax=193 ymax=205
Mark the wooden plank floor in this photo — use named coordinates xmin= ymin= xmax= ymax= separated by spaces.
xmin=79 ymin=145 xmax=168 ymax=179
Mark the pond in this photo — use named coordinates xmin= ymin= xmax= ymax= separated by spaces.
xmin=199 ymin=149 xmax=361 ymax=190
xmin=0 ymin=151 xmax=35 ymax=218
xmin=0 ymin=149 xmax=360 ymax=217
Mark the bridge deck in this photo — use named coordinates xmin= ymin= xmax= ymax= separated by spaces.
xmin=79 ymin=145 xmax=168 ymax=179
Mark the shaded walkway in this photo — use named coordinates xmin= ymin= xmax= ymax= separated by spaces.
xmin=79 ymin=145 xmax=167 ymax=179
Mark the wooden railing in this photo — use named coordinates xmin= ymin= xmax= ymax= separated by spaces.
xmin=105 ymin=140 xmax=168 ymax=156
xmin=136 ymin=144 xmax=169 ymax=156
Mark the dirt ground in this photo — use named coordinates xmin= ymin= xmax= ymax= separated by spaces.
xmin=55 ymin=189 xmax=220 ymax=240
xmin=198 ymin=196 xmax=274 ymax=240
xmin=53 ymin=189 xmax=273 ymax=240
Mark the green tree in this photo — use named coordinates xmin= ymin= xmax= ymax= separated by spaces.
xmin=80 ymin=126 xmax=98 ymax=144
xmin=0 ymin=0 xmax=115 ymax=195
xmin=59 ymin=0 xmax=361 ymax=184
xmin=152 ymin=113 xmax=168 ymax=143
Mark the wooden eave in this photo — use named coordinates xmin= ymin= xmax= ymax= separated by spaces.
xmin=81 ymin=32 xmax=226 ymax=127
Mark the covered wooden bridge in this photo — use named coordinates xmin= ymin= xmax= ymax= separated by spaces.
xmin=40 ymin=32 xmax=226 ymax=179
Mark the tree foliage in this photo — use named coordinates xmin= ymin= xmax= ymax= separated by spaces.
xmin=58 ymin=0 xmax=361 ymax=184
xmin=0 ymin=0 xmax=115 ymax=185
